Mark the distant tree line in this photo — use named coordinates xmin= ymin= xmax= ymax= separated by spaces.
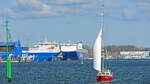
xmin=85 ymin=45 xmax=150 ymax=57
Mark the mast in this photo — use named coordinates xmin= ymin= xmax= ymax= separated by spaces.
xmin=101 ymin=1 xmax=105 ymax=72
xmin=100 ymin=3 xmax=104 ymax=35
xmin=93 ymin=0 xmax=104 ymax=72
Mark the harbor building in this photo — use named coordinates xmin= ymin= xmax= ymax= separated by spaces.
xmin=120 ymin=51 xmax=150 ymax=59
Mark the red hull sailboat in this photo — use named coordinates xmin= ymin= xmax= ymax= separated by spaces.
xmin=96 ymin=69 xmax=113 ymax=82
xmin=93 ymin=2 xmax=113 ymax=82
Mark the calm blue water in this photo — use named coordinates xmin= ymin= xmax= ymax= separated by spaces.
xmin=0 ymin=60 xmax=150 ymax=84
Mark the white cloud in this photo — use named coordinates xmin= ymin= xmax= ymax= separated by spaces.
xmin=18 ymin=0 xmax=42 ymax=8
xmin=122 ymin=9 xmax=138 ymax=20
xmin=137 ymin=2 xmax=150 ymax=11
xmin=55 ymin=6 xmax=75 ymax=14
xmin=0 ymin=0 xmax=127 ymax=20
xmin=0 ymin=0 xmax=60 ymax=18
xmin=50 ymin=0 xmax=87 ymax=4
xmin=2 ymin=0 xmax=83 ymax=19
xmin=80 ymin=1 xmax=122 ymax=10
xmin=105 ymin=1 xmax=122 ymax=9
xmin=0 ymin=8 xmax=23 ymax=18
xmin=81 ymin=3 xmax=98 ymax=9
xmin=135 ymin=1 xmax=150 ymax=20
xmin=31 ymin=4 xmax=58 ymax=16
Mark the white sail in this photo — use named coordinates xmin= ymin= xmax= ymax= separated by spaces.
xmin=93 ymin=28 xmax=102 ymax=71
xmin=93 ymin=2 xmax=104 ymax=72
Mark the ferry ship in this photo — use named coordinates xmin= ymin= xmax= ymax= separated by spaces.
xmin=22 ymin=39 xmax=60 ymax=61
xmin=0 ymin=40 xmax=88 ymax=62
xmin=60 ymin=42 xmax=88 ymax=61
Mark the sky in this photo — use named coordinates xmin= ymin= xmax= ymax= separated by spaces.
xmin=0 ymin=0 xmax=150 ymax=48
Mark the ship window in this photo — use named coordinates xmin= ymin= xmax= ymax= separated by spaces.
xmin=101 ymin=73 xmax=105 ymax=74
xmin=106 ymin=73 xmax=109 ymax=75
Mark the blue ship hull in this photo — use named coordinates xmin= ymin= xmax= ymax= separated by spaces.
xmin=62 ymin=51 xmax=78 ymax=60
xmin=62 ymin=51 xmax=88 ymax=61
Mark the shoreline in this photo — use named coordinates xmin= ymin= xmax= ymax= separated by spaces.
xmin=1 ymin=58 xmax=150 ymax=63
xmin=0 ymin=61 xmax=19 ymax=63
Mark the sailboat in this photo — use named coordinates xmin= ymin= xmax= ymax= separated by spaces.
xmin=93 ymin=3 xmax=113 ymax=82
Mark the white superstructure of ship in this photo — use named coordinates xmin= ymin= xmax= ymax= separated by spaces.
xmin=22 ymin=38 xmax=60 ymax=61
xmin=60 ymin=41 xmax=88 ymax=61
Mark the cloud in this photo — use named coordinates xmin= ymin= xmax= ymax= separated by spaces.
xmin=81 ymin=3 xmax=98 ymax=9
xmin=0 ymin=0 xmax=61 ymax=19
xmin=105 ymin=1 xmax=122 ymax=9
xmin=135 ymin=1 xmax=150 ymax=20
xmin=80 ymin=1 xmax=122 ymax=9
xmin=18 ymin=0 xmax=42 ymax=8
xmin=0 ymin=8 xmax=23 ymax=18
xmin=17 ymin=0 xmax=57 ymax=17
xmin=50 ymin=0 xmax=88 ymax=4
xmin=137 ymin=2 xmax=150 ymax=11
xmin=55 ymin=6 xmax=77 ymax=14
xmin=31 ymin=4 xmax=58 ymax=17
xmin=0 ymin=0 xmax=129 ymax=20
xmin=122 ymin=9 xmax=138 ymax=20
xmin=0 ymin=0 xmax=89 ymax=19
